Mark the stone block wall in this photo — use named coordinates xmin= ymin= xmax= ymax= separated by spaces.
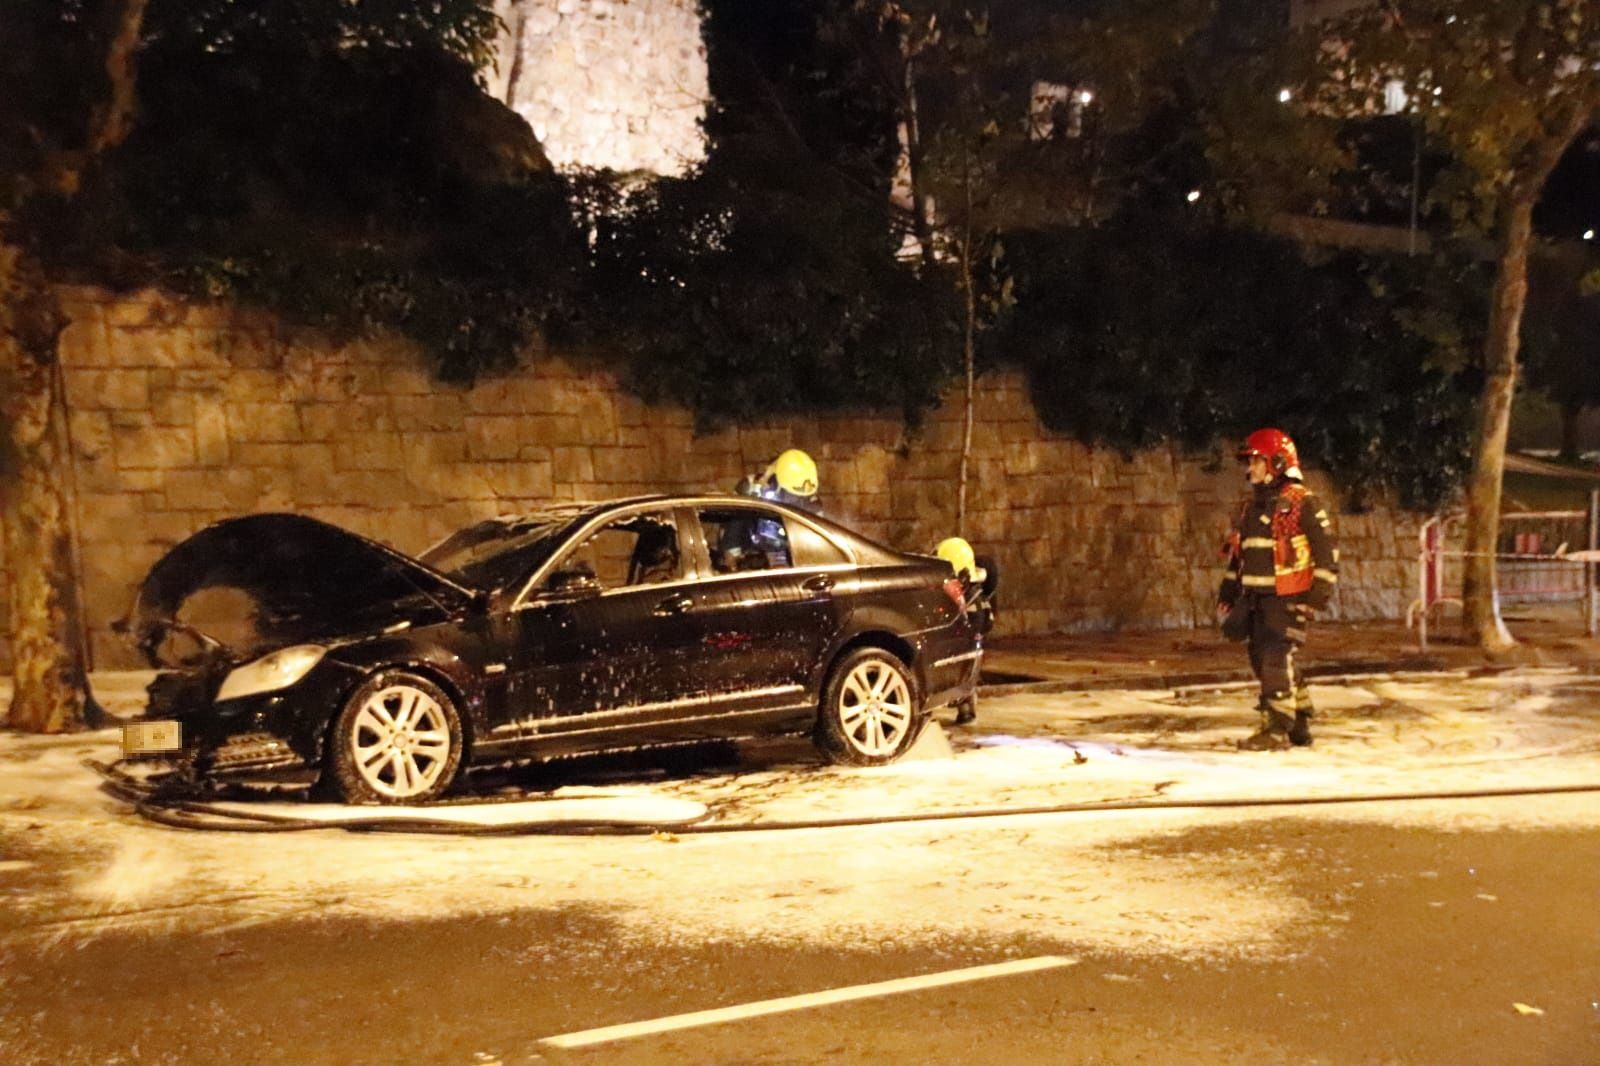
xmin=0 ymin=287 xmax=1424 ymax=670
xmin=497 ymin=0 xmax=708 ymax=175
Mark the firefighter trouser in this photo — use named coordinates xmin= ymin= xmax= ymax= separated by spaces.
xmin=1244 ymin=594 xmax=1312 ymax=715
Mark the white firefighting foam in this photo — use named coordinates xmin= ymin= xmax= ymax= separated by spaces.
xmin=1 ymin=669 xmax=1597 ymax=960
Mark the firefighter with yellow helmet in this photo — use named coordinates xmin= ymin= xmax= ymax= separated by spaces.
xmin=737 ymin=448 xmax=821 ymax=511
xmin=937 ymin=535 xmax=999 ymax=725
xmin=719 ymin=449 xmax=822 ymax=571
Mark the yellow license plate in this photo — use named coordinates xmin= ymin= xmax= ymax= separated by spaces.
xmin=122 ymin=720 xmax=183 ymax=756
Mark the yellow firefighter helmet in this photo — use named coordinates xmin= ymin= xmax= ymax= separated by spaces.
xmin=764 ymin=449 xmax=819 ymax=499
xmin=936 ymin=536 xmax=977 ymax=580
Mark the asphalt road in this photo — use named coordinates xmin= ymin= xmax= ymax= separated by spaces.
xmin=4 ymin=797 xmax=1597 ymax=1066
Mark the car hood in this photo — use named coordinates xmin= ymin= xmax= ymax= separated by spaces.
xmin=124 ymin=513 xmax=480 ymax=668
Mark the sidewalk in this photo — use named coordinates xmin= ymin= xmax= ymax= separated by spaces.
xmin=980 ymin=614 xmax=1600 ymax=695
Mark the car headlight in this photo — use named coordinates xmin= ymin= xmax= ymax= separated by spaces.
xmin=216 ymin=645 xmax=327 ymax=702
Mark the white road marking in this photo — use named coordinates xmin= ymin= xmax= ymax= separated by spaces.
xmin=539 ymin=955 xmax=1078 ymax=1049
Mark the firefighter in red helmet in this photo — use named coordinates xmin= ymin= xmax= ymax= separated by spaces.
xmin=1218 ymin=428 xmax=1339 ymax=750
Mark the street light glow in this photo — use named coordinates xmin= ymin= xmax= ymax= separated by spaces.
xmin=1186 ymin=189 xmax=1202 ymax=203
xmin=1277 ymin=88 xmax=1292 ymax=103
xmin=1077 ymin=89 xmax=1094 ymax=105
xmin=1585 ymin=229 xmax=1596 ymax=241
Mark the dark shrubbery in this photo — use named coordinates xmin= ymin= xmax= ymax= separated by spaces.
xmin=6 ymin=0 xmax=1483 ymax=509
xmin=576 ymin=0 xmax=960 ymax=428
xmin=1000 ymin=215 xmax=1484 ymax=510
xmin=34 ymin=34 xmax=582 ymax=384
xmin=582 ymin=162 xmax=960 ymax=430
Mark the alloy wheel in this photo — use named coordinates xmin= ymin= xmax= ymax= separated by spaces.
xmin=837 ymin=659 xmax=913 ymax=757
xmin=349 ymin=684 xmax=454 ymax=800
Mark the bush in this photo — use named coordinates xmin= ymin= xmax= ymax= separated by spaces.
xmin=999 ymin=215 xmax=1484 ymax=510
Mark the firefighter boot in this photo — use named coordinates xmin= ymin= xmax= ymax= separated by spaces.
xmin=1289 ymin=686 xmax=1314 ymax=747
xmin=1238 ymin=709 xmax=1294 ymax=751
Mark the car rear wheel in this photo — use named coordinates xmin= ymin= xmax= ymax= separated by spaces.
xmin=816 ymin=647 xmax=922 ymax=767
xmin=327 ymin=671 xmax=464 ymax=804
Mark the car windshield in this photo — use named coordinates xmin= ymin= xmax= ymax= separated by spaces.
xmin=420 ymin=511 xmax=587 ymax=592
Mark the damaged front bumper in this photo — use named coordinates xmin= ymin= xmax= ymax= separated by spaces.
xmin=118 ymin=722 xmax=316 ymax=789
xmin=126 ymin=666 xmax=333 ymax=785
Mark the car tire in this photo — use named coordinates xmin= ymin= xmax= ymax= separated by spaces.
xmin=816 ymin=647 xmax=923 ymax=767
xmin=326 ymin=670 xmax=464 ymax=805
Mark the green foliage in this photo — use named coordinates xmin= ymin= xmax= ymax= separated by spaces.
xmin=1292 ymin=1 xmax=1600 ymax=228
xmin=148 ymin=0 xmax=502 ymax=71
xmin=120 ymin=38 xmax=576 ymax=382
xmin=18 ymin=1 xmax=580 ymax=383
xmin=153 ymin=176 xmax=581 ymax=384
xmin=0 ymin=0 xmax=1513 ymax=509
xmin=1523 ymin=247 xmax=1600 ymax=421
xmin=578 ymin=0 xmax=962 ymax=427
xmin=0 ymin=1 xmax=103 ymax=209
xmin=583 ymin=164 xmax=959 ymax=429
xmin=1000 ymin=214 xmax=1486 ymax=510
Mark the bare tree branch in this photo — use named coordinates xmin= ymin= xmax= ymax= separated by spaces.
xmin=88 ymin=0 xmax=151 ymax=156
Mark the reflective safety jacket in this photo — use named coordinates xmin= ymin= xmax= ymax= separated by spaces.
xmin=1219 ymin=481 xmax=1339 ymax=608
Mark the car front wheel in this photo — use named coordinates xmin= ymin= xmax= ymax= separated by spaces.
xmin=816 ymin=647 xmax=922 ymax=767
xmin=326 ymin=671 xmax=464 ymax=804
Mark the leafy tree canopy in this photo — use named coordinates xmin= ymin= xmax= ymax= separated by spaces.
xmin=581 ymin=0 xmax=961 ymax=427
xmin=0 ymin=0 xmax=1513 ymax=508
xmin=6 ymin=0 xmax=577 ymax=382
xmin=1523 ymin=245 xmax=1600 ymax=451
xmin=1001 ymin=209 xmax=1487 ymax=510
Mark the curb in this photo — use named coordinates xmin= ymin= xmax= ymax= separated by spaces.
xmin=977 ymin=655 xmax=1452 ymax=698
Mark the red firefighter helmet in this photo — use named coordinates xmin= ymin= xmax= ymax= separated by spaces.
xmin=1237 ymin=428 xmax=1302 ymax=480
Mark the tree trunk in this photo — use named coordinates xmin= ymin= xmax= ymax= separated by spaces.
xmin=89 ymin=0 xmax=150 ymax=156
xmin=500 ymin=0 xmax=530 ymax=107
xmin=1460 ymin=195 xmax=1536 ymax=654
xmin=901 ymin=55 xmax=939 ymax=272
xmin=1 ymin=240 xmax=100 ymax=732
xmin=957 ymin=225 xmax=976 ymax=538
xmin=0 ymin=0 xmax=146 ymax=731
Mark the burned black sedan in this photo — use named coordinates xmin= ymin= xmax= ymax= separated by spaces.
xmin=120 ymin=496 xmax=985 ymax=803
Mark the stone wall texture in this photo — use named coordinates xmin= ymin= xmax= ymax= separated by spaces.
xmin=498 ymin=0 xmax=708 ymax=175
xmin=0 ymin=287 xmax=1425 ymax=670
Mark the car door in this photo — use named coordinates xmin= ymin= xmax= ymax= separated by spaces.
xmin=502 ymin=508 xmax=701 ymax=740
xmin=682 ymin=503 xmax=848 ymax=718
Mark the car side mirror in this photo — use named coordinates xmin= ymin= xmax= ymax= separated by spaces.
xmin=544 ymin=561 xmax=601 ymax=598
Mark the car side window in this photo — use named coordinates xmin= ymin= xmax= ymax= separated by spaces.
xmin=550 ymin=512 xmax=680 ymax=591
xmin=699 ymin=507 xmax=793 ymax=575
xmin=788 ymin=520 xmax=852 ymax=567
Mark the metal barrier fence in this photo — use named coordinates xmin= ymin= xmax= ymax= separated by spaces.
xmin=1409 ymin=489 xmax=1599 ymax=650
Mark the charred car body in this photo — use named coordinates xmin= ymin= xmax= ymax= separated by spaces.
xmin=121 ymin=496 xmax=986 ymax=803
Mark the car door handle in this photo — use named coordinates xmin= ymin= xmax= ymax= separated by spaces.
xmin=653 ymin=595 xmax=694 ymax=617
xmin=802 ymin=574 xmax=835 ymax=593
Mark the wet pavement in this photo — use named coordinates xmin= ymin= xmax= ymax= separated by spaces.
xmin=2 ymin=800 xmax=1596 ymax=1065
xmin=3 ymin=662 xmax=1600 ymax=1065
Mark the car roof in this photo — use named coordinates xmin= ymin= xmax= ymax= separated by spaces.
xmin=479 ymin=494 xmax=921 ymax=567
xmin=489 ymin=493 xmax=798 ymax=526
